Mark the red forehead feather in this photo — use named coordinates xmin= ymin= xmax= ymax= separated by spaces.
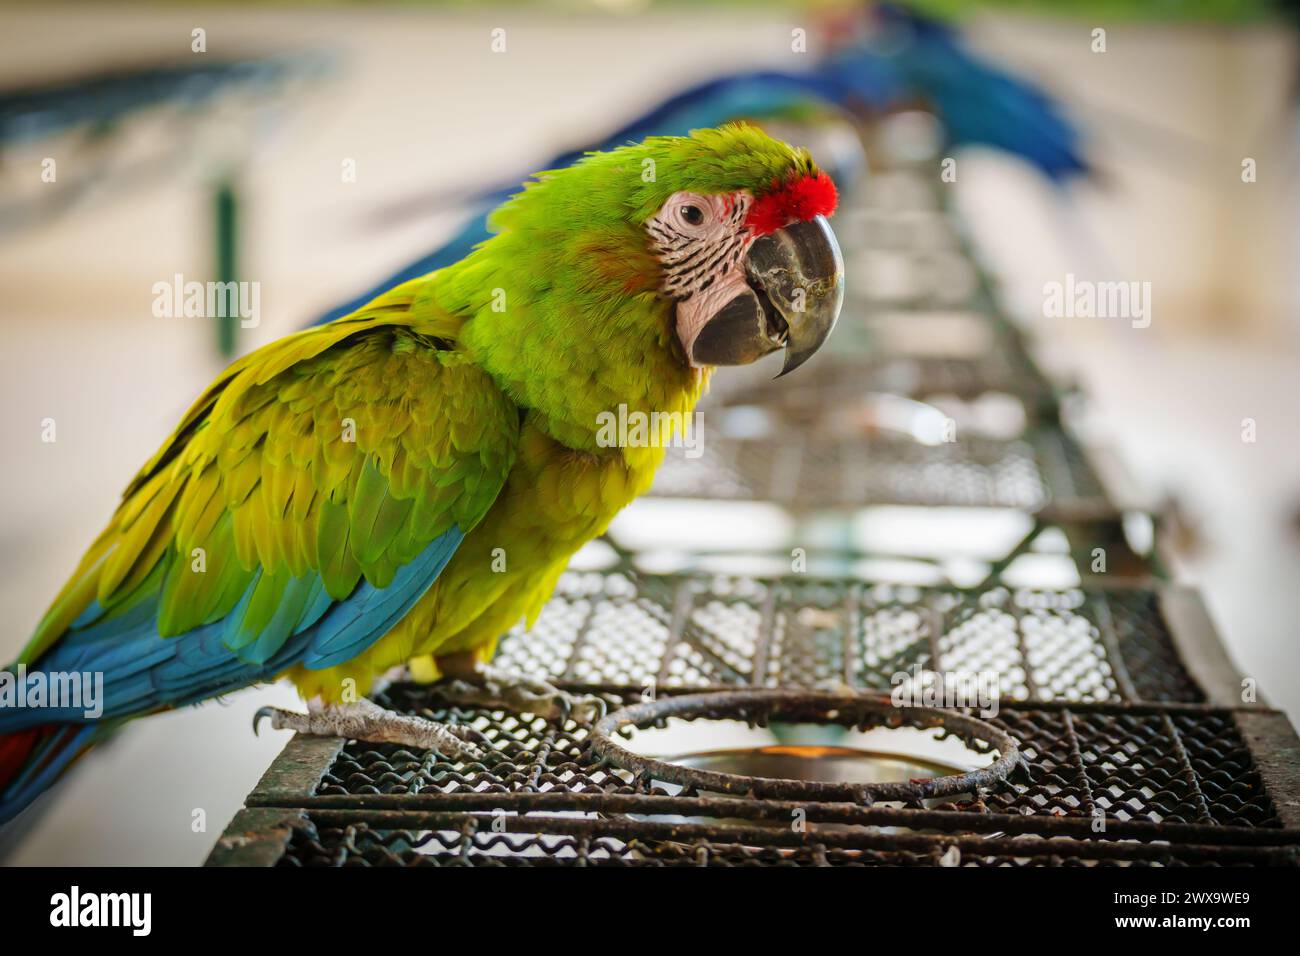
xmin=745 ymin=171 xmax=838 ymax=236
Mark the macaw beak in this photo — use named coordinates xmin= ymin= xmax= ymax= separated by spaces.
xmin=686 ymin=215 xmax=844 ymax=377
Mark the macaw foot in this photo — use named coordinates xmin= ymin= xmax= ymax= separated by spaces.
xmin=435 ymin=661 xmax=607 ymax=725
xmin=253 ymin=697 xmax=486 ymax=760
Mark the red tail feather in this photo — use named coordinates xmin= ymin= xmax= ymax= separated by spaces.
xmin=0 ymin=727 xmax=46 ymax=790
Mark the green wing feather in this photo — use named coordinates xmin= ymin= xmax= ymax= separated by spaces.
xmin=21 ymin=281 xmax=518 ymax=670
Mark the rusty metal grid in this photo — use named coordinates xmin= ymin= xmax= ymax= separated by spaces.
xmin=311 ymin=696 xmax=1273 ymax=824
xmin=207 ymin=573 xmax=1300 ymax=867
xmin=212 ymin=694 xmax=1297 ymax=867
xmin=248 ymin=806 xmax=1297 ymax=867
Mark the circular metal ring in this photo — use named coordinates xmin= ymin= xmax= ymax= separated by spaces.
xmin=589 ymin=689 xmax=1019 ymax=804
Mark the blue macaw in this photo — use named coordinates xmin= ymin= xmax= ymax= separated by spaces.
xmin=844 ymin=3 xmax=1087 ymax=181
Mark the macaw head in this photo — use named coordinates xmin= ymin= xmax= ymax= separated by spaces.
xmin=471 ymin=123 xmax=844 ymax=382
xmin=636 ymin=125 xmax=844 ymax=377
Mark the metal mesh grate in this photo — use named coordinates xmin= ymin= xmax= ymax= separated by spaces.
xmin=222 ymin=574 xmax=1287 ymax=866
xmin=714 ymin=351 xmax=1047 ymax=411
xmin=311 ymin=692 xmax=1273 ymax=829
xmin=277 ymin=815 xmax=1296 ymax=868
xmin=1106 ymin=590 xmax=1204 ymax=703
xmin=651 ymin=428 xmax=1107 ymax=514
xmin=983 ymin=708 xmax=1278 ymax=827
xmin=489 ymin=571 xmax=1202 ymax=704
xmin=259 ymin=683 xmax=1293 ymax=867
xmin=303 ymin=674 xmax=1259 ymax=830
xmin=206 ymin=558 xmax=1299 ymax=869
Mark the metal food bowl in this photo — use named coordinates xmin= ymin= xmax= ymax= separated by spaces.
xmin=667 ymin=744 xmax=971 ymax=789
xmin=589 ymin=689 xmax=1020 ymax=805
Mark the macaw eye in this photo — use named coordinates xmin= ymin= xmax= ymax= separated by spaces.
xmin=679 ymin=204 xmax=704 ymax=226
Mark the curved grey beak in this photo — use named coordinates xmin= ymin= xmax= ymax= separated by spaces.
xmin=687 ymin=215 xmax=844 ymax=377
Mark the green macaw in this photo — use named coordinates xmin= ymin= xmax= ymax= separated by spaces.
xmin=0 ymin=124 xmax=843 ymax=824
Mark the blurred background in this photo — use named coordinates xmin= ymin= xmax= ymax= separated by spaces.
xmin=1 ymin=0 xmax=1297 ymax=864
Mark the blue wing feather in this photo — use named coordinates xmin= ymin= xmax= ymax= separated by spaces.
xmin=0 ymin=525 xmax=463 ymax=732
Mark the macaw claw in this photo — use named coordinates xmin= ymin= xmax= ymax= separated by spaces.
xmin=248 ymin=698 xmax=487 ymax=761
xmin=252 ymin=705 xmax=275 ymax=737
